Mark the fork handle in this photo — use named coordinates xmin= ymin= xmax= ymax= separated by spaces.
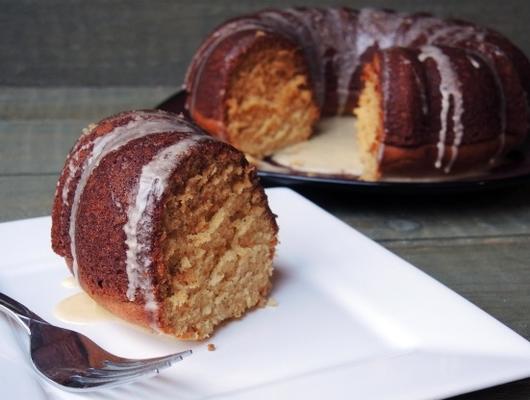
xmin=0 ymin=292 xmax=47 ymax=325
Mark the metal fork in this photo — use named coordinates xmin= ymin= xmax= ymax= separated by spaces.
xmin=0 ymin=292 xmax=192 ymax=391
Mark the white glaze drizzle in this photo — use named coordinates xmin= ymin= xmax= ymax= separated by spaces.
xmin=123 ymin=137 xmax=207 ymax=315
xmin=61 ymin=124 xmax=98 ymax=205
xmin=379 ymin=50 xmax=391 ymax=164
xmin=347 ymin=9 xmax=404 ymax=114
xmin=489 ymin=67 xmax=507 ymax=163
xmin=68 ymin=112 xmax=194 ymax=284
xmin=400 ymin=16 xmax=446 ymax=46
xmin=472 ymin=47 xmax=508 ymax=163
xmin=418 ymin=46 xmax=464 ymax=172
xmin=331 ymin=8 xmax=364 ymax=114
xmin=429 ymin=23 xmax=506 ymax=165
xmin=411 ymin=64 xmax=429 ymax=116
xmin=61 ymin=142 xmax=90 ymax=205
xmin=426 ymin=25 xmax=486 ymax=46
xmin=467 ymin=55 xmax=481 ymax=69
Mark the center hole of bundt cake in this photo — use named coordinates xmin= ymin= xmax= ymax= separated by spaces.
xmin=266 ymin=56 xmax=383 ymax=180
xmin=225 ymin=42 xmax=320 ymax=158
xmin=268 ymin=116 xmax=362 ymax=177
xmin=159 ymin=156 xmax=274 ymax=340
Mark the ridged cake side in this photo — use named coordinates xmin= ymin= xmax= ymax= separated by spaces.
xmin=52 ymin=110 xmax=278 ymax=338
xmin=355 ymin=47 xmax=523 ymax=178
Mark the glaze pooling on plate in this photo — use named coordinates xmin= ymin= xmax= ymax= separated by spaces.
xmin=54 ymin=292 xmax=116 ymax=324
xmin=270 ymin=117 xmax=362 ymax=177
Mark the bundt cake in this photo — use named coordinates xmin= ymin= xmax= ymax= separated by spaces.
xmin=51 ymin=110 xmax=278 ymax=340
xmin=184 ymin=7 xmax=530 ymax=180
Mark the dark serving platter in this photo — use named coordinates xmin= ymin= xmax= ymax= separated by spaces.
xmin=157 ymin=89 xmax=530 ymax=194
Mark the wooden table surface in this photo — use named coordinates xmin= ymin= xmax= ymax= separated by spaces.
xmin=2 ymin=1 xmax=530 ymax=398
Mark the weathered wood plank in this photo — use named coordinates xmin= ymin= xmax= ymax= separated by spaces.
xmin=2 ymin=0 xmax=529 ymax=86
xmin=298 ymin=186 xmax=530 ymax=241
xmin=0 ymin=120 xmax=88 ymax=174
xmin=450 ymin=378 xmax=530 ymax=400
xmin=0 ymin=87 xmax=176 ymax=174
xmin=0 ymin=87 xmax=175 ymax=120
xmin=387 ymin=236 xmax=530 ymax=340
xmin=0 ymin=175 xmax=58 ymax=222
xmin=389 ymin=237 xmax=530 ymax=399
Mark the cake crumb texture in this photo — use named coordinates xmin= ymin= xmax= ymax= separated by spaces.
xmin=355 ymin=57 xmax=384 ymax=181
xmin=159 ymin=153 xmax=277 ymax=340
xmin=225 ymin=43 xmax=319 ymax=158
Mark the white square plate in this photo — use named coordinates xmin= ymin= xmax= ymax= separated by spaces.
xmin=1 ymin=187 xmax=530 ymax=399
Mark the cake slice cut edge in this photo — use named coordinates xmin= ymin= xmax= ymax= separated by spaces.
xmin=354 ymin=55 xmax=385 ymax=182
xmin=155 ymin=152 xmax=278 ymax=340
xmin=224 ymin=36 xmax=320 ymax=159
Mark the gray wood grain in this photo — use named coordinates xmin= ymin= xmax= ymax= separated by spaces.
xmin=0 ymin=120 xmax=88 ymax=174
xmin=392 ymin=237 xmax=530 ymax=399
xmin=0 ymin=87 xmax=175 ymax=120
xmin=299 ymin=186 xmax=530 ymax=241
xmin=388 ymin=235 xmax=530 ymax=339
xmin=0 ymin=175 xmax=57 ymax=221
xmin=451 ymin=378 xmax=530 ymax=400
xmin=2 ymin=0 xmax=529 ymax=86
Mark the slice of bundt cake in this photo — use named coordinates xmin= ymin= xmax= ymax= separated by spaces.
xmin=51 ymin=110 xmax=278 ymax=340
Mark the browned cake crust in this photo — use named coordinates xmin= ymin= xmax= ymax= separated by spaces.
xmin=186 ymin=30 xmax=308 ymax=139
xmin=52 ymin=110 xmax=278 ymax=338
xmin=380 ymin=137 xmax=520 ymax=177
xmin=376 ymin=46 xmax=524 ymax=175
xmin=184 ymin=7 xmax=530 ymax=178
xmin=52 ymin=111 xmax=194 ymax=266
